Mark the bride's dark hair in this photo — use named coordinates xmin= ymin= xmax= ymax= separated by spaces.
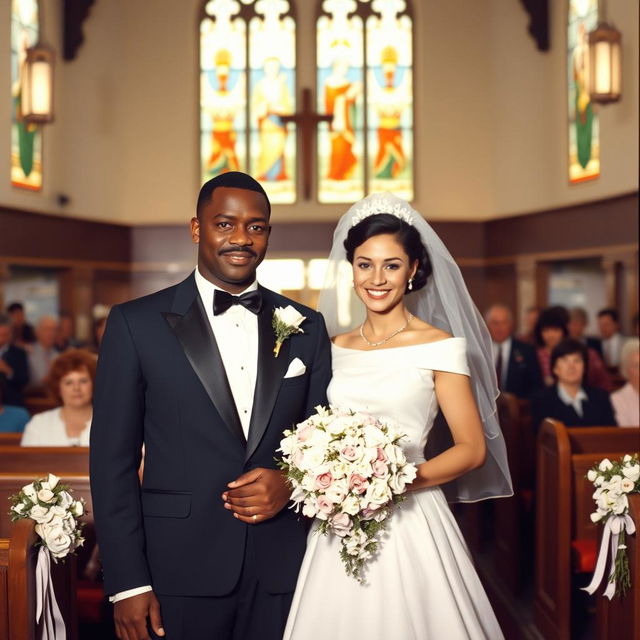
xmin=343 ymin=213 xmax=432 ymax=293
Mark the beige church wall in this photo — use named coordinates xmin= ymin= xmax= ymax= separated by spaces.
xmin=0 ymin=1 xmax=637 ymax=225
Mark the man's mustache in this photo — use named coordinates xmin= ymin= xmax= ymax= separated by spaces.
xmin=219 ymin=246 xmax=257 ymax=258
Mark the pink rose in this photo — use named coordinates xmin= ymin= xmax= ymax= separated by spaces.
xmin=349 ymin=473 xmax=369 ymax=495
xmin=331 ymin=512 xmax=353 ymax=537
xmin=297 ymin=423 xmax=315 ymax=442
xmin=317 ymin=495 xmax=334 ymax=515
xmin=376 ymin=447 xmax=388 ymax=462
xmin=372 ymin=460 xmax=389 ymax=478
xmin=341 ymin=445 xmax=358 ymax=461
xmin=360 ymin=507 xmax=377 ymax=520
xmin=315 ymin=471 xmax=334 ymax=490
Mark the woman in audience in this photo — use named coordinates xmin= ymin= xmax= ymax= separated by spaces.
xmin=610 ymin=338 xmax=639 ymax=426
xmin=21 ymin=349 xmax=95 ymax=446
xmin=531 ymin=338 xmax=616 ymax=430
xmin=535 ymin=306 xmax=612 ymax=391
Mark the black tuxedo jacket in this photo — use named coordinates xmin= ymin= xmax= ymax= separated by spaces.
xmin=503 ymin=338 xmax=543 ymax=398
xmin=90 ymin=274 xmax=332 ymax=597
xmin=0 ymin=344 xmax=29 ymax=406
xmin=531 ymin=385 xmax=616 ymax=432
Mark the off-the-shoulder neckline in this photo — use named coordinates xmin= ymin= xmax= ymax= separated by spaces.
xmin=331 ymin=336 xmax=464 ymax=353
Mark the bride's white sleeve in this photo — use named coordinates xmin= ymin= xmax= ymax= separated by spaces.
xmin=420 ymin=337 xmax=470 ymax=377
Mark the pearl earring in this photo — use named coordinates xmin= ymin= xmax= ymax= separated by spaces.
xmin=408 ymin=278 xmax=413 ymax=291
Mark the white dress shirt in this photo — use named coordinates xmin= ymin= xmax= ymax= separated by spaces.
xmin=492 ymin=337 xmax=511 ymax=389
xmin=111 ymin=269 xmax=260 ymax=603
xmin=602 ymin=333 xmax=625 ymax=367
xmin=557 ymin=383 xmax=588 ymax=417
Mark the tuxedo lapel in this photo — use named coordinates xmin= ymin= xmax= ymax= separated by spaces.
xmin=245 ymin=289 xmax=290 ymax=460
xmin=163 ymin=276 xmax=246 ymax=446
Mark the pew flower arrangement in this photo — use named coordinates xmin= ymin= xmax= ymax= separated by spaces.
xmin=583 ymin=453 xmax=639 ymax=598
xmin=278 ymin=405 xmax=417 ymax=582
xmin=9 ymin=473 xmax=85 ymax=560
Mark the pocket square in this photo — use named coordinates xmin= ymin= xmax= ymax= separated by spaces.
xmin=284 ymin=357 xmax=306 ymax=378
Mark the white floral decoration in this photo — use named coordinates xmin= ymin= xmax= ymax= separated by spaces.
xmin=349 ymin=192 xmax=416 ymax=227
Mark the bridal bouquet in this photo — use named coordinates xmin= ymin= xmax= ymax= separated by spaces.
xmin=278 ymin=405 xmax=417 ymax=581
xmin=582 ymin=454 xmax=639 ymax=598
xmin=9 ymin=473 xmax=85 ymax=560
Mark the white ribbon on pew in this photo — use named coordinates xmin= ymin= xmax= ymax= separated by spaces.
xmin=582 ymin=513 xmax=636 ymax=600
xmin=35 ymin=546 xmax=66 ymax=639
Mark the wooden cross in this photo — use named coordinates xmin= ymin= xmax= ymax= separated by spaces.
xmin=281 ymin=87 xmax=332 ymax=200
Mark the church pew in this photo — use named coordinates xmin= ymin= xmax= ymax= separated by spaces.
xmin=534 ymin=419 xmax=640 ymax=640
xmin=0 ymin=433 xmax=22 ymax=446
xmin=493 ymin=393 xmax=535 ymax=593
xmin=0 ymin=518 xmax=78 ymax=640
xmin=596 ymin=493 xmax=640 ymax=639
xmin=0 ymin=446 xmax=89 ymax=474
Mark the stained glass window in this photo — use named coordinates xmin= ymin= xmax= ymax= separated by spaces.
xmin=568 ymin=0 xmax=600 ymax=183
xmin=200 ymin=0 xmax=296 ymax=203
xmin=11 ymin=0 xmax=42 ymax=191
xmin=317 ymin=0 xmax=413 ymax=203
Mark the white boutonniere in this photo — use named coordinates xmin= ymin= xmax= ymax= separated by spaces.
xmin=272 ymin=305 xmax=306 ymax=357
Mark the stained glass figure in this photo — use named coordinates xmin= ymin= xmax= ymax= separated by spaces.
xmin=568 ymin=0 xmax=600 ymax=183
xmin=11 ymin=0 xmax=42 ymax=191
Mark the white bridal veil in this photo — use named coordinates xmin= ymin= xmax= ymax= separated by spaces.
xmin=318 ymin=193 xmax=513 ymax=503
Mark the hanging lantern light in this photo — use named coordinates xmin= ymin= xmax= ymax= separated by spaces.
xmin=21 ymin=43 xmax=55 ymax=124
xmin=588 ymin=2 xmax=622 ymax=104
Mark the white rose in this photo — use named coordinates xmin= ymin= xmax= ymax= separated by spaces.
xmin=307 ymin=428 xmax=331 ymax=449
xmin=622 ymin=464 xmax=639 ymax=483
xmin=61 ymin=513 xmax=77 ymax=534
xmin=12 ymin=502 xmax=26 ymax=515
xmin=22 ymin=483 xmax=37 ymax=500
xmin=331 ymin=461 xmax=350 ymax=480
xmin=612 ymin=494 xmax=629 ymax=515
xmin=300 ymin=473 xmax=317 ymax=492
xmin=587 ymin=469 xmax=598 ymax=483
xmin=37 ymin=489 xmax=55 ymax=504
xmin=298 ymin=448 xmax=326 ymax=472
xmin=71 ymin=501 xmax=84 ymax=517
xmin=275 ymin=305 xmax=306 ymax=329
xmin=29 ymin=504 xmax=51 ymax=523
xmin=363 ymin=425 xmax=386 ymax=448
xmin=594 ymin=475 xmax=605 ymax=486
xmin=47 ymin=473 xmax=60 ymax=489
xmin=389 ymin=472 xmax=407 ymax=495
xmin=279 ymin=434 xmax=296 ymax=456
xmin=341 ymin=495 xmax=361 ymax=516
xmin=621 ymin=478 xmax=635 ymax=493
xmin=365 ymin=478 xmax=392 ymax=507
xmin=302 ymin=497 xmax=318 ymax=518
xmin=623 ymin=454 xmax=632 ymax=463
xmin=325 ymin=478 xmax=348 ymax=504
xmin=598 ymin=458 xmax=613 ymax=472
xmin=606 ymin=476 xmax=623 ymax=495
xmin=401 ymin=463 xmax=418 ymax=485
xmin=384 ymin=443 xmax=405 ymax=466
xmin=45 ymin=529 xmax=73 ymax=559
xmin=58 ymin=491 xmax=74 ymax=510
xmin=590 ymin=511 xmax=604 ymax=523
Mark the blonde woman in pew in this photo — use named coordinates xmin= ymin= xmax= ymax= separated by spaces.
xmin=610 ymin=338 xmax=639 ymax=426
xmin=21 ymin=349 xmax=96 ymax=447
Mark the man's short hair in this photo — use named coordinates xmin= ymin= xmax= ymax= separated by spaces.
xmin=7 ymin=302 xmax=23 ymax=313
xmin=598 ymin=307 xmax=619 ymax=323
xmin=196 ymin=172 xmax=271 ymax=219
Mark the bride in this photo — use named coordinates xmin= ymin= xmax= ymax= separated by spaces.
xmin=283 ymin=193 xmax=512 ymax=639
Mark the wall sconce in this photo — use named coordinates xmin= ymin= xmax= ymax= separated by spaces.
xmin=21 ymin=43 xmax=55 ymax=124
xmin=588 ymin=1 xmax=622 ymax=104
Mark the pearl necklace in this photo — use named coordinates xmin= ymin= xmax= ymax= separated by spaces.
xmin=359 ymin=313 xmax=413 ymax=347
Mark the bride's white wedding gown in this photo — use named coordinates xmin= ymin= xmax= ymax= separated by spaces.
xmin=283 ymin=338 xmax=504 ymax=640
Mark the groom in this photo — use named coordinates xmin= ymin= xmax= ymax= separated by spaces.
xmin=90 ymin=172 xmax=332 ymax=639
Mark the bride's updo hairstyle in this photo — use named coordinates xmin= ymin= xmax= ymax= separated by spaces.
xmin=343 ymin=213 xmax=432 ymax=293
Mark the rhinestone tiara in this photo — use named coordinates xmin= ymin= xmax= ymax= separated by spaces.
xmin=349 ymin=193 xmax=414 ymax=227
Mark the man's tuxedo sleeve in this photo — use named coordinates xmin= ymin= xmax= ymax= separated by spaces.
xmin=304 ymin=312 xmax=332 ymax=418
xmin=90 ymin=305 xmax=151 ymax=595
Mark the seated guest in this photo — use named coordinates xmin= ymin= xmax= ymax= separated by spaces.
xmin=531 ymin=339 xmax=616 ymax=431
xmin=88 ymin=316 xmax=107 ymax=355
xmin=55 ymin=311 xmax=81 ymax=352
xmin=7 ymin=301 xmax=36 ymax=347
xmin=568 ymin=306 xmax=602 ymax=356
xmin=27 ymin=315 xmax=59 ymax=388
xmin=598 ymin=308 xmax=626 ymax=368
xmin=21 ymin=349 xmax=95 ymax=446
xmin=485 ymin=303 xmax=543 ymax=397
xmin=0 ymin=313 xmax=29 ymax=406
xmin=517 ymin=305 xmax=539 ymax=344
xmin=535 ymin=306 xmax=612 ymax=391
xmin=0 ymin=383 xmax=30 ymax=433
xmin=610 ymin=338 xmax=639 ymax=426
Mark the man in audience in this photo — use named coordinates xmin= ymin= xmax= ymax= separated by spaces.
xmin=28 ymin=315 xmax=59 ymax=388
xmin=518 ymin=305 xmax=539 ymax=344
xmin=0 ymin=381 xmax=30 ymax=433
xmin=0 ymin=313 xmax=29 ymax=406
xmin=485 ymin=303 xmax=543 ymax=397
xmin=55 ymin=311 xmax=81 ymax=351
xmin=597 ymin=308 xmax=625 ymax=368
xmin=531 ymin=338 xmax=616 ymax=431
xmin=7 ymin=301 xmax=36 ymax=347
xmin=568 ymin=307 xmax=602 ymax=356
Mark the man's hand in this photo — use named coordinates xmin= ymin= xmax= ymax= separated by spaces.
xmin=222 ymin=468 xmax=290 ymax=524
xmin=114 ymin=591 xmax=164 ymax=640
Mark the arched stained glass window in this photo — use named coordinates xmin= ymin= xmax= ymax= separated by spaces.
xmin=199 ymin=0 xmax=296 ymax=203
xmin=11 ymin=0 xmax=42 ymax=191
xmin=317 ymin=0 xmax=413 ymax=203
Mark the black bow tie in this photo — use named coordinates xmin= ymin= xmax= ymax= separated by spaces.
xmin=213 ymin=289 xmax=263 ymax=316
